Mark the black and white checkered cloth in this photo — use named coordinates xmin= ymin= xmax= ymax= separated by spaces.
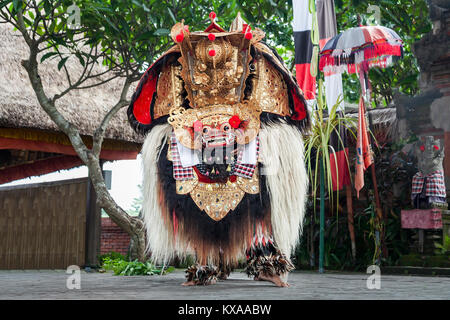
xmin=234 ymin=137 xmax=259 ymax=179
xmin=170 ymin=133 xmax=195 ymax=181
xmin=411 ymin=170 xmax=446 ymax=198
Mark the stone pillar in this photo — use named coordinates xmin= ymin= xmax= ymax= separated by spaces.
xmin=431 ymin=98 xmax=450 ymax=196
xmin=445 ymin=132 xmax=450 ymax=194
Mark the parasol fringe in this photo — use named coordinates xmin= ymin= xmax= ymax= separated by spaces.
xmin=320 ymin=42 xmax=402 ymax=75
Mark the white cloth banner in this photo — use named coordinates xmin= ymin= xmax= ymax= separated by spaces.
xmin=292 ymin=0 xmax=313 ymax=32
xmin=324 ymin=73 xmax=345 ymax=112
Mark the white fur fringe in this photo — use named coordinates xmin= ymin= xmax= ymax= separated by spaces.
xmin=141 ymin=121 xmax=308 ymax=264
xmin=259 ymin=121 xmax=308 ymax=257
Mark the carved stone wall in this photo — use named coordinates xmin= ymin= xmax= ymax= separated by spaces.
xmin=394 ymin=3 xmax=450 ymax=195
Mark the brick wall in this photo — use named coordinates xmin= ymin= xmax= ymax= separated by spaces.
xmin=100 ymin=217 xmax=131 ymax=256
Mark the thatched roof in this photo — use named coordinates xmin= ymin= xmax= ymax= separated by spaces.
xmin=346 ymin=106 xmax=397 ymax=124
xmin=0 ymin=23 xmax=142 ymax=144
xmin=345 ymin=106 xmax=398 ymax=143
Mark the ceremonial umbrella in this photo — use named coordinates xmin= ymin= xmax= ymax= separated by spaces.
xmin=319 ymin=25 xmax=403 ymax=117
xmin=319 ymin=25 xmax=403 ymax=262
xmin=319 ymin=25 xmax=403 ymax=76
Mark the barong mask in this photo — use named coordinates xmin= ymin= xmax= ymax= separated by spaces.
xmin=128 ymin=12 xmax=309 ymax=220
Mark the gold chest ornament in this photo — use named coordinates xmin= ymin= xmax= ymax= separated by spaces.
xmin=176 ymin=168 xmax=260 ymax=221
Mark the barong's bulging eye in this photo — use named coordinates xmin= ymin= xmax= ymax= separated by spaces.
xmin=222 ymin=124 xmax=231 ymax=132
xmin=203 ymin=126 xmax=210 ymax=134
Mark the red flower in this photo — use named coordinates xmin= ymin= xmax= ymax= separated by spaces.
xmin=193 ymin=120 xmax=203 ymax=132
xmin=175 ymin=32 xmax=184 ymax=43
xmin=228 ymin=115 xmax=241 ymax=129
xmin=209 ymin=11 xmax=216 ymax=20
xmin=208 ymin=33 xmax=216 ymax=41
xmin=245 ymin=32 xmax=253 ymax=40
xmin=208 ymin=49 xmax=216 ymax=57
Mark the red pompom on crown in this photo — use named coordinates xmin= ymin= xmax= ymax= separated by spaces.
xmin=242 ymin=24 xmax=251 ymax=33
xmin=208 ymin=49 xmax=216 ymax=57
xmin=208 ymin=33 xmax=216 ymax=41
xmin=175 ymin=32 xmax=184 ymax=43
xmin=209 ymin=11 xmax=216 ymax=20
xmin=245 ymin=32 xmax=253 ymax=40
xmin=229 ymin=115 xmax=241 ymax=129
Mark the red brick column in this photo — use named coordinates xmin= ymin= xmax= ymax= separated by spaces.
xmin=100 ymin=217 xmax=131 ymax=256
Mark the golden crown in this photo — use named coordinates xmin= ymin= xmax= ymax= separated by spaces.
xmin=152 ymin=12 xmax=291 ymax=120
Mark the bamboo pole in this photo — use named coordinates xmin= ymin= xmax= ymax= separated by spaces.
xmin=346 ymin=185 xmax=356 ymax=260
xmin=319 ymin=159 xmax=325 ymax=274
xmin=361 ymin=71 xmax=385 ymax=263
xmin=310 ymin=217 xmax=315 ymax=267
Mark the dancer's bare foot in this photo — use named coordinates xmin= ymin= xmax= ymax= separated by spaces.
xmin=253 ymin=275 xmax=265 ymax=281
xmin=256 ymin=273 xmax=289 ymax=287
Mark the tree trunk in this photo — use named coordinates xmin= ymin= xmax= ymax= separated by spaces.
xmin=15 ymin=8 xmax=146 ymax=263
xmin=86 ymin=154 xmax=146 ymax=262
xmin=129 ymin=228 xmax=147 ymax=262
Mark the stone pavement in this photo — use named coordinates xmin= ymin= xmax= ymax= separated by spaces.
xmin=0 ymin=269 xmax=449 ymax=300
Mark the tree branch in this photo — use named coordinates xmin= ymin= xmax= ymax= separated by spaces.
xmin=92 ymin=77 xmax=132 ymax=158
xmin=16 ymin=8 xmax=89 ymax=165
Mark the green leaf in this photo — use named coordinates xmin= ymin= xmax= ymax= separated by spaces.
xmin=43 ymin=0 xmax=51 ymax=16
xmin=0 ymin=1 xmax=10 ymax=10
xmin=154 ymin=28 xmax=170 ymax=36
xmin=57 ymin=56 xmax=69 ymax=70
xmin=49 ymin=20 xmax=57 ymax=33
xmin=12 ymin=0 xmax=20 ymax=11
xmin=167 ymin=7 xmax=176 ymax=24
xmin=40 ymin=51 xmax=59 ymax=63
xmin=75 ymin=52 xmax=85 ymax=67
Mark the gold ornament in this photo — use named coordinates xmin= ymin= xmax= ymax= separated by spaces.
xmin=176 ymin=168 xmax=260 ymax=221
xmin=248 ymin=58 xmax=290 ymax=117
xmin=148 ymin=16 xmax=302 ymax=122
xmin=153 ymin=64 xmax=184 ymax=119
xmin=167 ymin=104 xmax=261 ymax=149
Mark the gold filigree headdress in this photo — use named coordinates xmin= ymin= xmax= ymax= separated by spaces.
xmin=128 ymin=11 xmax=308 ymax=134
